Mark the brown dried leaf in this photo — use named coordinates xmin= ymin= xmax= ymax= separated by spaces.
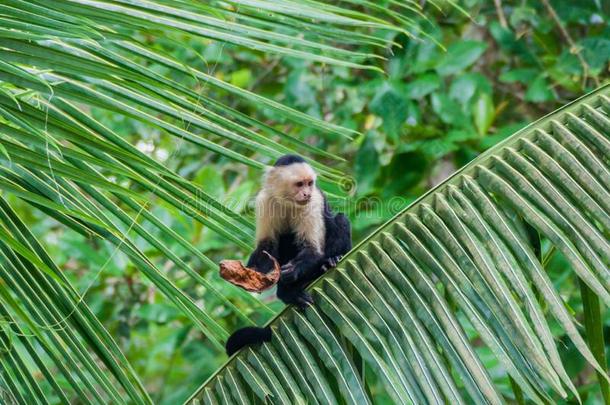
xmin=219 ymin=251 xmax=280 ymax=293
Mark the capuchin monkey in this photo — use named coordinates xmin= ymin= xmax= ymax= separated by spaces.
xmin=225 ymin=155 xmax=352 ymax=356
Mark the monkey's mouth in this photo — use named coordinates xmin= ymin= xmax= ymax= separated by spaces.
xmin=296 ymin=199 xmax=310 ymax=206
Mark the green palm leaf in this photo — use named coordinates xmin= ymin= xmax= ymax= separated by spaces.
xmin=0 ymin=1 xmax=420 ymax=402
xmin=192 ymin=86 xmax=610 ymax=404
xmin=3 ymin=1 xmax=606 ymax=404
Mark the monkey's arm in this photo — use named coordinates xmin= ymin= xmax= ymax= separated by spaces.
xmin=318 ymin=212 xmax=352 ymax=272
xmin=325 ymin=213 xmax=352 ymax=258
xmin=279 ymin=245 xmax=324 ymax=285
xmin=246 ymin=238 xmax=278 ymax=274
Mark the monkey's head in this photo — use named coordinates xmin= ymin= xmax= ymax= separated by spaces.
xmin=266 ymin=155 xmax=317 ymax=206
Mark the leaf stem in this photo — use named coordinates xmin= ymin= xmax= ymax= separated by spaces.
xmin=579 ymin=279 xmax=609 ymax=404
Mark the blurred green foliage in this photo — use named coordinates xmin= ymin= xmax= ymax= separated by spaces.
xmin=17 ymin=0 xmax=609 ymax=402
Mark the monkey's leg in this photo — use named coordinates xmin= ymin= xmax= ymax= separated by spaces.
xmin=276 ymin=283 xmax=313 ymax=310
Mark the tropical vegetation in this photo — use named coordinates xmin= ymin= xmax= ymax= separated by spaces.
xmin=0 ymin=0 xmax=608 ymax=404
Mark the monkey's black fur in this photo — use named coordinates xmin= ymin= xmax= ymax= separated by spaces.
xmin=225 ymin=326 xmax=271 ymax=356
xmin=273 ymin=154 xmax=306 ymax=167
xmin=225 ymin=155 xmax=352 ymax=356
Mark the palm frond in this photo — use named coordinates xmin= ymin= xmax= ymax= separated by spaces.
xmin=192 ymin=86 xmax=610 ymax=404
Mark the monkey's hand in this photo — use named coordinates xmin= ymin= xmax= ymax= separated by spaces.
xmin=280 ymin=262 xmax=298 ymax=284
xmin=321 ymin=255 xmax=342 ymax=272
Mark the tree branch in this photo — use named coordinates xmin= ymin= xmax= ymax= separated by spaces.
xmin=540 ymin=0 xmax=599 ymax=88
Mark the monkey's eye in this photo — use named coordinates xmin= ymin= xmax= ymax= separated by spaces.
xmin=308 ymin=180 xmax=313 ymax=186
xmin=296 ymin=181 xmax=303 ymax=187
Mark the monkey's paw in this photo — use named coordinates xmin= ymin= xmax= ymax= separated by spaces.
xmin=321 ymin=255 xmax=342 ymax=272
xmin=294 ymin=291 xmax=314 ymax=311
xmin=280 ymin=262 xmax=298 ymax=284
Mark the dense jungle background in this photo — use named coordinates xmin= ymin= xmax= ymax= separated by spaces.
xmin=6 ymin=0 xmax=609 ymax=403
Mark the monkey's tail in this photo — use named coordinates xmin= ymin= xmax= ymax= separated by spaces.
xmin=225 ymin=326 xmax=272 ymax=356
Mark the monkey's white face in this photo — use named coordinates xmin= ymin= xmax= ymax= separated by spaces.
xmin=291 ymin=176 xmax=314 ymax=205
xmin=266 ymin=162 xmax=317 ymax=206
